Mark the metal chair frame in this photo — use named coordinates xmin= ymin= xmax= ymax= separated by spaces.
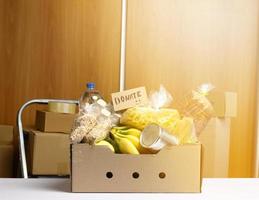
xmin=17 ymin=99 xmax=79 ymax=178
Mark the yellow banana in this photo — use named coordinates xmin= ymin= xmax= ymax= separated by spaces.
xmin=95 ymin=140 xmax=115 ymax=152
xmin=111 ymin=127 xmax=141 ymax=138
xmin=113 ymin=134 xmax=139 ymax=155
xmin=118 ymin=128 xmax=141 ymax=138
xmin=112 ymin=126 xmax=129 ymax=130
xmin=113 ymin=132 xmax=150 ymax=154
xmin=115 ymin=132 xmax=140 ymax=149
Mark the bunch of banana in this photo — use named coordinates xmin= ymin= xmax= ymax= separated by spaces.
xmin=95 ymin=140 xmax=115 ymax=152
xmin=94 ymin=136 xmax=120 ymax=153
xmin=110 ymin=126 xmax=149 ymax=155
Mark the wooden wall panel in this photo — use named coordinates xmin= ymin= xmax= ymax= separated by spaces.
xmin=0 ymin=0 xmax=121 ymax=126
xmin=126 ymin=0 xmax=258 ymax=177
xmin=0 ymin=0 xmax=7 ymax=125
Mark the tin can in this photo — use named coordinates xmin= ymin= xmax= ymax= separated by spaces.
xmin=140 ymin=124 xmax=179 ymax=151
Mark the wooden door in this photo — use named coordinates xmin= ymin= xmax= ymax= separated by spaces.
xmin=0 ymin=0 xmax=121 ymax=126
xmin=125 ymin=0 xmax=258 ymax=177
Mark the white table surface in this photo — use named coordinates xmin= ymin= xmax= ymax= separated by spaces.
xmin=0 ymin=178 xmax=258 ymax=200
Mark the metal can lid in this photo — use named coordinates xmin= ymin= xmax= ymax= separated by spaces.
xmin=140 ymin=124 xmax=161 ymax=147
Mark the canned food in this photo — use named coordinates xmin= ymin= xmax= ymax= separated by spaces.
xmin=140 ymin=124 xmax=179 ymax=151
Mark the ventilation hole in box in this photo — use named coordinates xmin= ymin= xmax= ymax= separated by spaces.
xmin=159 ymin=172 xmax=166 ymax=179
xmin=132 ymin=172 xmax=139 ymax=179
xmin=106 ymin=172 xmax=113 ymax=179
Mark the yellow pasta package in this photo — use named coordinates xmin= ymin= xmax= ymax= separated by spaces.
xmin=120 ymin=107 xmax=181 ymax=131
xmin=120 ymin=107 xmax=197 ymax=144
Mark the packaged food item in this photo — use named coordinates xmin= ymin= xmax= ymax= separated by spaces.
xmin=120 ymin=107 xmax=180 ymax=130
xmin=140 ymin=124 xmax=179 ymax=151
xmin=70 ymin=99 xmax=119 ymax=144
xmin=83 ymin=108 xmax=113 ymax=144
xmin=120 ymin=85 xmax=207 ymax=145
xmin=70 ymin=113 xmax=97 ymax=144
xmin=149 ymin=85 xmax=173 ymax=109
xmin=177 ymin=83 xmax=215 ymax=135
xmin=170 ymin=117 xmax=197 ymax=144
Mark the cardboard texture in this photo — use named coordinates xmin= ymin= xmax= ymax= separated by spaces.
xmin=0 ymin=125 xmax=13 ymax=144
xmin=207 ymin=91 xmax=237 ymax=117
xmin=35 ymin=110 xmax=76 ymax=133
xmin=71 ymin=144 xmax=201 ymax=193
xmin=111 ymin=87 xmax=148 ymax=111
xmin=0 ymin=145 xmax=14 ymax=177
xmin=199 ymin=118 xmax=230 ymax=177
xmin=27 ymin=130 xmax=70 ymax=175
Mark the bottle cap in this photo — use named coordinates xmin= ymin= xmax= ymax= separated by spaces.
xmin=87 ymin=82 xmax=95 ymax=90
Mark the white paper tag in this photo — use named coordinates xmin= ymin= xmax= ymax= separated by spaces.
xmin=111 ymin=87 xmax=148 ymax=111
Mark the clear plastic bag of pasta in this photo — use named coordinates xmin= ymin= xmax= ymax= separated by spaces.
xmin=120 ymin=85 xmax=176 ymax=128
xmin=176 ymin=83 xmax=215 ymax=136
xmin=120 ymin=84 xmax=214 ymax=144
xmin=120 ymin=85 xmax=196 ymax=144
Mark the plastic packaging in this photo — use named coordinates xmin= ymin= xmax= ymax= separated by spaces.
xmin=177 ymin=83 xmax=215 ymax=135
xmin=120 ymin=107 xmax=180 ymax=130
xmin=70 ymin=113 xmax=97 ymax=144
xmin=120 ymin=85 xmax=199 ymax=144
xmin=71 ymin=99 xmax=119 ymax=144
xmin=149 ymin=85 xmax=173 ymax=109
xmin=79 ymin=82 xmax=103 ymax=113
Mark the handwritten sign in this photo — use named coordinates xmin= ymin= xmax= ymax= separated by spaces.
xmin=111 ymin=87 xmax=148 ymax=111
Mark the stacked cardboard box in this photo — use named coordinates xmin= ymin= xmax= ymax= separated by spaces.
xmin=26 ymin=110 xmax=76 ymax=176
xmin=0 ymin=125 xmax=14 ymax=177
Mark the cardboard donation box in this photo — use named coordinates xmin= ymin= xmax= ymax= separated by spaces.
xmin=35 ymin=110 xmax=76 ymax=133
xmin=27 ymin=130 xmax=70 ymax=175
xmin=0 ymin=125 xmax=14 ymax=177
xmin=71 ymin=144 xmax=201 ymax=193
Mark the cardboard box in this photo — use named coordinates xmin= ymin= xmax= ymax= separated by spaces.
xmin=27 ymin=130 xmax=70 ymax=175
xmin=207 ymin=91 xmax=237 ymax=117
xmin=35 ymin=110 xmax=76 ymax=134
xmin=0 ymin=145 xmax=14 ymax=177
xmin=0 ymin=125 xmax=13 ymax=144
xmin=199 ymin=117 xmax=230 ymax=177
xmin=71 ymin=144 xmax=201 ymax=193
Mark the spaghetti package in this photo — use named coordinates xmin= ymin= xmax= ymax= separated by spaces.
xmin=176 ymin=84 xmax=215 ymax=135
xmin=120 ymin=84 xmax=214 ymax=144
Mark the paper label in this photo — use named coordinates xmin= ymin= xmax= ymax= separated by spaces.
xmin=111 ymin=87 xmax=148 ymax=111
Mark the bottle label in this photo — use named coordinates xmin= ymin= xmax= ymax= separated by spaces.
xmin=111 ymin=87 xmax=148 ymax=111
